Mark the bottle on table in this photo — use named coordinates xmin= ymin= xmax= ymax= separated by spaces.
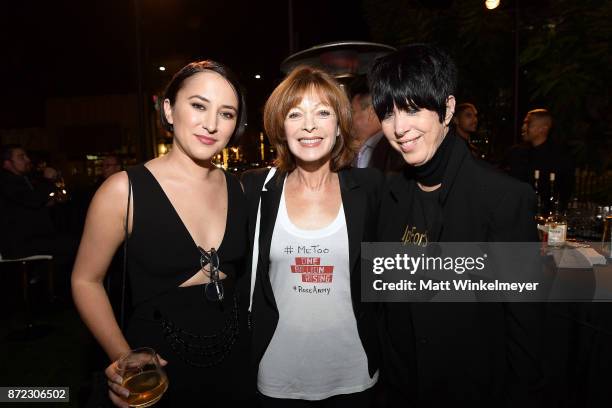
xmin=533 ymin=170 xmax=547 ymax=241
xmin=565 ymin=197 xmax=580 ymax=239
xmin=602 ymin=206 xmax=611 ymax=259
xmin=545 ymin=172 xmax=567 ymax=247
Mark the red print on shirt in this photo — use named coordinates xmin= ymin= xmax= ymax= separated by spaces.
xmin=292 ymin=257 xmax=334 ymax=283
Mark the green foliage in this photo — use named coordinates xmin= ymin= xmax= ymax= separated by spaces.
xmin=362 ymin=0 xmax=611 ymax=170
xmin=520 ymin=0 xmax=611 ymax=170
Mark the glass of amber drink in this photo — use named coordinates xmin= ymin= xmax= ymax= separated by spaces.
xmin=116 ymin=347 xmax=168 ymax=407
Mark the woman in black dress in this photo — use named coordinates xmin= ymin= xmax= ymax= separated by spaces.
xmin=72 ymin=60 xmax=251 ymax=407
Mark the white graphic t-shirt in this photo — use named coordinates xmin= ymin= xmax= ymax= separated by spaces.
xmin=257 ymin=185 xmax=377 ymax=400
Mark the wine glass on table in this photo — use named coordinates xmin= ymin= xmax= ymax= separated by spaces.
xmin=116 ymin=348 xmax=168 ymax=407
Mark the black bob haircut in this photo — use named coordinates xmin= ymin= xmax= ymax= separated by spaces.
xmin=368 ymin=43 xmax=457 ymax=124
xmin=160 ymin=60 xmax=247 ymax=144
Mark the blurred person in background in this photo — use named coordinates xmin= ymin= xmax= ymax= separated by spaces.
xmin=0 ymin=144 xmax=75 ymax=294
xmin=452 ymin=102 xmax=482 ymax=158
xmin=349 ymin=75 xmax=403 ymax=174
xmin=0 ymin=144 xmax=56 ymax=258
xmin=503 ymin=109 xmax=574 ymax=211
xmin=453 ymin=102 xmax=478 ymax=141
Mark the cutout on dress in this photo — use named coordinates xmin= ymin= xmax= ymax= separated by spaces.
xmin=178 ymin=269 xmax=227 ymax=287
xmin=179 ymin=246 xmax=227 ymax=288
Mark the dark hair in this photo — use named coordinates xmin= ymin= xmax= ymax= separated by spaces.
xmin=0 ymin=144 xmax=22 ymax=162
xmin=348 ymin=75 xmax=371 ymax=102
xmin=263 ymin=66 xmax=356 ymax=173
xmin=454 ymin=103 xmax=476 ymax=117
xmin=369 ymin=43 xmax=457 ymax=123
xmin=160 ymin=60 xmax=247 ymax=144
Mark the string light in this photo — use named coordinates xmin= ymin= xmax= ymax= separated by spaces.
xmin=485 ymin=0 xmax=500 ymax=10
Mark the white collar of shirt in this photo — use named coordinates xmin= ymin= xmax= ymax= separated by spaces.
xmin=363 ymin=131 xmax=384 ymax=149
xmin=356 ymin=132 xmax=384 ymax=168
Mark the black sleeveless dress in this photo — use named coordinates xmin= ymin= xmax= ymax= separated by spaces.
xmin=124 ymin=165 xmax=252 ymax=406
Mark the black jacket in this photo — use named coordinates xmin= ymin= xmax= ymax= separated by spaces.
xmin=369 ymin=135 xmax=405 ymax=174
xmin=378 ymin=133 xmax=544 ymax=407
xmin=0 ymin=169 xmax=55 ymax=257
xmin=242 ymin=167 xmax=384 ymax=384
xmin=502 ymin=139 xmax=574 ymax=212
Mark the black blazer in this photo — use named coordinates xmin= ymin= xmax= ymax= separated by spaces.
xmin=369 ymin=135 xmax=405 ymax=174
xmin=378 ymin=133 xmax=544 ymax=407
xmin=0 ymin=169 xmax=55 ymax=258
xmin=242 ymin=167 xmax=384 ymax=382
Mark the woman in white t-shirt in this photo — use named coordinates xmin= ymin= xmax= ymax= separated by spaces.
xmin=242 ymin=66 xmax=384 ymax=407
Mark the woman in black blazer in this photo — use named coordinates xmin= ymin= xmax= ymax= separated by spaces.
xmin=369 ymin=44 xmax=544 ymax=407
xmin=242 ymin=66 xmax=382 ymax=407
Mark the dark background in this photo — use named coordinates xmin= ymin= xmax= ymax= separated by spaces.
xmin=1 ymin=1 xmax=611 ymax=406
xmin=2 ymin=0 xmax=610 ymax=174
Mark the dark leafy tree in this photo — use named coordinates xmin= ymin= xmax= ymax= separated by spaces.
xmin=362 ymin=0 xmax=611 ymax=180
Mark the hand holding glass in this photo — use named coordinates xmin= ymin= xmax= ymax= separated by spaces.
xmin=116 ymin=348 xmax=168 ymax=407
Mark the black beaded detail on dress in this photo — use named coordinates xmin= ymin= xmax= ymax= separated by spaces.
xmin=160 ymin=294 xmax=240 ymax=368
